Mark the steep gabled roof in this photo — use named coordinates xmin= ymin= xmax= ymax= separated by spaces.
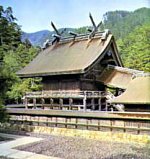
xmin=17 ymin=32 xmax=123 ymax=77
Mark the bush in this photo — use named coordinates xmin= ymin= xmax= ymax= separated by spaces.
xmin=0 ymin=104 xmax=8 ymax=122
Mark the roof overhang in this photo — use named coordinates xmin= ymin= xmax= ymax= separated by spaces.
xmin=17 ymin=69 xmax=85 ymax=78
xmin=98 ymin=65 xmax=144 ymax=89
xmin=111 ymin=76 xmax=150 ymax=104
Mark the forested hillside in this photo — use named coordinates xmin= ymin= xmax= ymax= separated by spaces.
xmin=22 ymin=30 xmax=51 ymax=46
xmin=103 ymin=7 xmax=150 ymax=40
xmin=101 ymin=7 xmax=150 ymax=72
xmin=118 ymin=23 xmax=150 ymax=72
xmin=0 ymin=6 xmax=149 ymax=105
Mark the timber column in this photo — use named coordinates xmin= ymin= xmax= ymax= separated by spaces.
xmin=83 ymin=91 xmax=87 ymax=111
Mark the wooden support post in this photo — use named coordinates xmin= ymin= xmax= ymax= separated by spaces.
xmin=98 ymin=120 xmax=100 ymax=131
xmin=21 ymin=115 xmax=24 ymax=125
xmin=105 ymin=102 xmax=108 ymax=111
xmin=69 ymin=118 xmax=71 ymax=122
xmin=29 ymin=116 xmax=32 ymax=126
xmin=69 ymin=98 xmax=73 ymax=110
xmin=86 ymin=119 xmax=89 ymax=130
xmin=33 ymin=98 xmax=36 ymax=109
xmin=123 ymin=121 xmax=126 ymax=133
xmin=25 ymin=97 xmax=28 ymax=109
xmin=91 ymin=98 xmax=95 ymax=110
xmin=98 ymin=98 xmax=101 ymax=111
xmin=38 ymin=116 xmax=40 ymax=126
xmin=42 ymin=98 xmax=45 ymax=109
xmin=110 ymin=120 xmax=113 ymax=131
xmin=65 ymin=118 xmax=67 ymax=128
xmin=83 ymin=91 xmax=87 ymax=111
xmin=46 ymin=117 xmax=49 ymax=126
xmin=50 ymin=98 xmax=53 ymax=109
xmin=75 ymin=118 xmax=78 ymax=129
xmin=59 ymin=98 xmax=63 ymax=110
xmin=137 ymin=122 xmax=141 ymax=134
xmin=55 ymin=117 xmax=57 ymax=127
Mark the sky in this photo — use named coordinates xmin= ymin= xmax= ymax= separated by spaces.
xmin=1 ymin=0 xmax=149 ymax=33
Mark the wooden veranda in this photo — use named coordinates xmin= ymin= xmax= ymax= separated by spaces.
xmin=22 ymin=91 xmax=108 ymax=111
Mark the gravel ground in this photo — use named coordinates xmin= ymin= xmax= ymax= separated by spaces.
xmin=15 ymin=134 xmax=150 ymax=159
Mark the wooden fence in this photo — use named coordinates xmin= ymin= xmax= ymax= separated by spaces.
xmin=6 ymin=109 xmax=150 ymax=135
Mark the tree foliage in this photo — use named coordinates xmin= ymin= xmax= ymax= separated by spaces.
xmin=118 ymin=23 xmax=150 ymax=72
xmin=3 ymin=44 xmax=41 ymax=103
xmin=0 ymin=6 xmax=21 ymax=50
xmin=7 ymin=78 xmax=42 ymax=103
xmin=103 ymin=8 xmax=150 ymax=40
xmin=0 ymin=6 xmax=41 ymax=105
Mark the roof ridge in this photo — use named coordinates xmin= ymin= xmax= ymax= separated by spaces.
xmin=59 ymin=30 xmax=111 ymax=44
xmin=42 ymin=30 xmax=111 ymax=49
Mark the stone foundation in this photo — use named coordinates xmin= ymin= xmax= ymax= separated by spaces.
xmin=0 ymin=122 xmax=150 ymax=144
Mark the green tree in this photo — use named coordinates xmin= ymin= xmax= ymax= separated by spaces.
xmin=2 ymin=44 xmax=41 ymax=103
xmin=0 ymin=6 xmax=21 ymax=50
xmin=7 ymin=78 xmax=42 ymax=103
xmin=0 ymin=6 xmax=41 ymax=105
xmin=0 ymin=6 xmax=21 ymax=104
xmin=118 ymin=23 xmax=150 ymax=72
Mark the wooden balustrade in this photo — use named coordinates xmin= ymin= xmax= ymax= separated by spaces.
xmin=22 ymin=91 xmax=106 ymax=111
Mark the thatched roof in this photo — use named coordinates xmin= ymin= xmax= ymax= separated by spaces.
xmin=111 ymin=76 xmax=150 ymax=104
xmin=17 ymin=32 xmax=122 ymax=77
xmin=98 ymin=65 xmax=144 ymax=89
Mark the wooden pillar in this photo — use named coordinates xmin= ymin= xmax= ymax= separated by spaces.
xmin=33 ymin=98 xmax=36 ymax=109
xmin=98 ymin=120 xmax=100 ymax=131
xmin=137 ymin=122 xmax=141 ymax=134
xmin=105 ymin=102 xmax=108 ymax=111
xmin=25 ymin=97 xmax=28 ymax=109
xmin=55 ymin=117 xmax=58 ymax=127
xmin=42 ymin=98 xmax=45 ymax=109
xmin=59 ymin=98 xmax=63 ymax=110
xmin=46 ymin=117 xmax=49 ymax=126
xmin=65 ymin=118 xmax=67 ymax=128
xmin=75 ymin=118 xmax=78 ymax=128
xmin=69 ymin=98 xmax=73 ymax=110
xmin=110 ymin=120 xmax=113 ymax=131
xmin=83 ymin=91 xmax=87 ymax=111
xmin=86 ymin=119 xmax=89 ymax=129
xmin=91 ymin=98 xmax=95 ymax=110
xmin=50 ymin=98 xmax=53 ymax=109
xmin=98 ymin=98 xmax=101 ymax=111
xmin=123 ymin=121 xmax=126 ymax=133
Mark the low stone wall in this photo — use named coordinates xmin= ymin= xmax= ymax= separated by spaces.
xmin=0 ymin=122 xmax=150 ymax=145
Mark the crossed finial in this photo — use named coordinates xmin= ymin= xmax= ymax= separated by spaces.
xmin=51 ymin=21 xmax=66 ymax=45
xmin=88 ymin=12 xmax=102 ymax=38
